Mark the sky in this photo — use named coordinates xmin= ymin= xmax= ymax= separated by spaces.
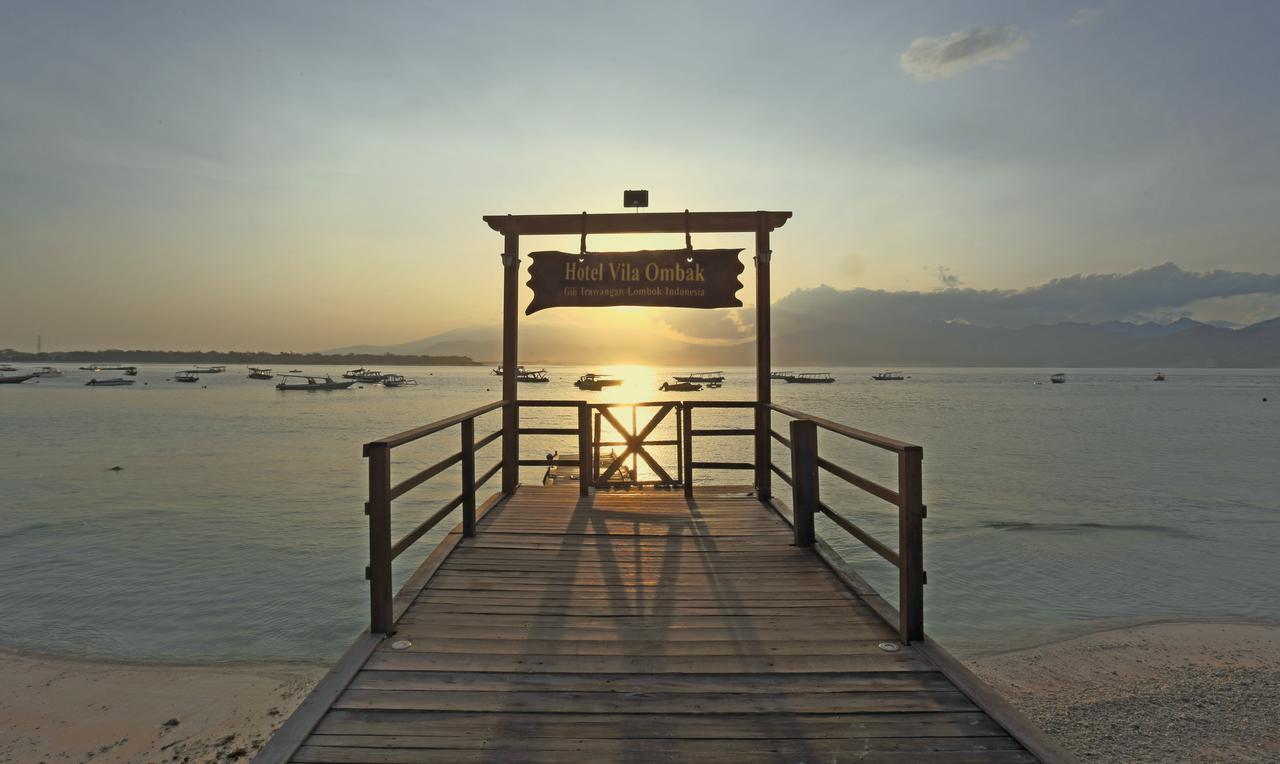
xmin=2 ymin=1 xmax=1278 ymax=352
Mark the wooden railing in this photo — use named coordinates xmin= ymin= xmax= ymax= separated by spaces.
xmin=362 ymin=400 xmax=506 ymax=634
xmin=769 ymin=404 xmax=927 ymax=642
xmin=681 ymin=400 xmax=759 ymax=496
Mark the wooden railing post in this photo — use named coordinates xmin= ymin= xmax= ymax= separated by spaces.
xmin=681 ymin=404 xmax=694 ymax=497
xmin=500 ymin=233 xmax=519 ymax=495
xmin=755 ymin=403 xmax=771 ymax=500
xmin=898 ymin=445 xmax=925 ymax=642
xmin=365 ymin=443 xmax=394 ymax=635
xmin=789 ymin=419 xmax=817 ymax=547
xmin=577 ymin=403 xmax=591 ymax=497
xmin=461 ymin=418 xmax=476 ymax=537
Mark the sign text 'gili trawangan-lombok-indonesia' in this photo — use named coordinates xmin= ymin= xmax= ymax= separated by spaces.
xmin=524 ymin=249 xmax=744 ymax=314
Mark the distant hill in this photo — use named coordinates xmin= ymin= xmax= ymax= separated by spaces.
xmin=330 ymin=315 xmax=1280 ymax=367
xmin=0 ymin=349 xmax=482 ymax=366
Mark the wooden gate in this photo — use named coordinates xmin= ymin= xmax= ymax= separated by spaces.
xmin=591 ymin=402 xmax=682 ymax=488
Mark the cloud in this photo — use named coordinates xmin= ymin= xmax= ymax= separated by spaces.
xmin=900 ymin=25 xmax=1031 ymax=82
xmin=936 ymin=266 xmax=963 ymax=289
xmin=1067 ymin=8 xmax=1102 ymax=28
xmin=659 ymin=308 xmax=753 ymax=344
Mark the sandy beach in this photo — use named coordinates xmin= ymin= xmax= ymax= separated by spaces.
xmin=0 ymin=649 xmax=323 ymax=764
xmin=972 ymin=620 xmax=1280 ymax=763
xmin=2 ymin=620 xmax=1276 ymax=763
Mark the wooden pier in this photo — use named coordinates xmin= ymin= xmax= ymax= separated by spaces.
xmin=258 ymin=211 xmax=1070 ymax=762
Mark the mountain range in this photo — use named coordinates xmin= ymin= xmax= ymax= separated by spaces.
xmin=329 ymin=315 xmax=1280 ymax=368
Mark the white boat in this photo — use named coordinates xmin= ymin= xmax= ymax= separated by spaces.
xmin=175 ymin=371 xmax=200 ymax=383
xmin=86 ymin=378 xmax=135 ymax=386
xmin=33 ymin=367 xmax=64 ymax=378
xmin=871 ymin=370 xmax=905 ymax=381
xmin=275 ymin=374 xmax=356 ymax=391
xmin=381 ymin=374 xmax=418 ymax=387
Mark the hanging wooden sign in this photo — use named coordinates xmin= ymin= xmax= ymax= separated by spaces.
xmin=525 ymin=248 xmax=744 ymax=315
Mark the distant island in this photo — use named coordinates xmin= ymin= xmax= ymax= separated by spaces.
xmin=0 ymin=349 xmax=482 ymax=367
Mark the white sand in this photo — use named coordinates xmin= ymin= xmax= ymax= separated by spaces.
xmin=971 ymin=620 xmax=1280 ymax=763
xmin=0 ymin=648 xmax=323 ymax=764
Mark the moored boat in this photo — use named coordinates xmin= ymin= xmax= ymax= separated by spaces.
xmin=660 ymin=381 xmax=702 ymax=392
xmin=0 ymin=373 xmax=35 ymax=384
xmin=85 ymin=378 xmax=134 ymax=386
xmin=33 ymin=367 xmax=64 ymax=378
xmin=175 ymin=371 xmax=200 ymax=383
xmin=1154 ymin=371 xmax=1166 ymax=382
xmin=770 ymin=371 xmax=794 ymax=382
xmin=381 ymin=374 xmax=418 ymax=387
xmin=786 ymin=372 xmax=835 ymax=384
xmin=517 ymin=368 xmax=549 ymax=383
xmin=189 ymin=365 xmax=225 ymax=374
xmin=574 ymin=373 xmax=623 ymax=391
xmin=1051 ymin=373 xmax=1066 ymax=384
xmin=871 ymin=370 xmax=905 ymax=381
xmin=275 ymin=374 xmax=356 ymax=391
xmin=123 ymin=367 xmax=138 ymax=376
xmin=352 ymin=369 xmax=389 ymax=383
xmin=343 ymin=367 xmax=368 ymax=379
xmin=673 ymin=371 xmax=725 ymax=384
xmin=248 ymin=367 xmax=274 ymax=380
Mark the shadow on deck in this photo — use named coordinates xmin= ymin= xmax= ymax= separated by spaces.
xmin=260 ymin=485 xmax=1049 ymax=763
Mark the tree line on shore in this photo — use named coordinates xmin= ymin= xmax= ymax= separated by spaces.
xmin=0 ymin=349 xmax=482 ymax=366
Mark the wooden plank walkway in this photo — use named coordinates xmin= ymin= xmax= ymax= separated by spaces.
xmin=285 ymin=485 xmax=1034 ymax=763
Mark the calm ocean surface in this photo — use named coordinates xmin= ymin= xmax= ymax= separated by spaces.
xmin=1 ymin=365 xmax=1276 ymax=663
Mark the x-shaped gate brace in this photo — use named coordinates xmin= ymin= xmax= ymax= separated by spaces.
xmin=595 ymin=403 xmax=678 ymax=487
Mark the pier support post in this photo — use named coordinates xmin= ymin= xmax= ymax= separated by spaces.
xmin=682 ymin=404 xmax=694 ymax=497
xmin=366 ymin=443 xmax=394 ymax=635
xmin=461 ymin=418 xmax=476 ymax=537
xmin=754 ymin=217 xmax=772 ymax=500
xmin=898 ymin=446 xmax=925 ymax=642
xmin=789 ymin=419 xmax=817 ymax=547
xmin=500 ymin=233 xmax=519 ymax=495
xmin=577 ymin=403 xmax=592 ymax=497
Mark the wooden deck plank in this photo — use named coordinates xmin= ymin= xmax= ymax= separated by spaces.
xmin=279 ymin=486 xmax=1035 ymax=763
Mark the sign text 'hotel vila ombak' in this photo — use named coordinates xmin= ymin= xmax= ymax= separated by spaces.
xmin=525 ymin=249 xmax=745 ymax=315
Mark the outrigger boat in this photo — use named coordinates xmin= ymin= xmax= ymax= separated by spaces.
xmin=33 ymin=367 xmax=64 ymax=378
xmin=85 ymin=378 xmax=134 ymax=386
xmin=275 ymin=374 xmax=356 ymax=391
xmin=123 ymin=367 xmax=138 ymax=376
xmin=871 ymin=370 xmax=905 ymax=381
xmin=673 ymin=370 xmax=725 ymax=384
xmin=660 ymin=381 xmax=702 ymax=392
xmin=343 ymin=367 xmax=368 ymax=379
xmin=381 ymin=374 xmax=418 ymax=387
xmin=574 ymin=373 xmax=623 ymax=391
xmin=1051 ymin=373 xmax=1066 ymax=384
xmin=517 ymin=368 xmax=549 ymax=383
xmin=248 ymin=367 xmax=274 ymax=380
xmin=175 ymin=371 xmax=200 ymax=383
xmin=0 ymin=373 xmax=34 ymax=384
xmin=351 ymin=369 xmax=389 ymax=383
xmin=786 ymin=372 xmax=835 ymax=384
xmin=770 ymin=371 xmax=794 ymax=382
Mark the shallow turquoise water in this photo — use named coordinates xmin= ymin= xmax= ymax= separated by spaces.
xmin=1 ymin=365 xmax=1276 ymax=662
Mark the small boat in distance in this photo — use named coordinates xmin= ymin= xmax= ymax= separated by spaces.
xmin=78 ymin=365 xmax=104 ymax=371
xmin=85 ymin=378 xmax=134 ymax=386
xmin=517 ymin=368 xmax=550 ymax=383
xmin=123 ymin=367 xmax=138 ymax=376
xmin=288 ymin=369 xmax=302 ymax=372
xmin=187 ymin=365 xmax=225 ymax=374
xmin=574 ymin=373 xmax=623 ymax=391
xmin=673 ymin=371 xmax=725 ymax=384
xmin=0 ymin=373 xmax=35 ymax=384
xmin=871 ymin=371 xmax=905 ymax=381
xmin=33 ymin=367 xmax=64 ymax=378
xmin=381 ymin=374 xmax=418 ymax=387
xmin=275 ymin=374 xmax=356 ymax=391
xmin=1051 ymin=373 xmax=1066 ymax=384
xmin=343 ymin=367 xmax=368 ymax=379
xmin=786 ymin=372 xmax=835 ymax=384
xmin=0 ymin=365 xmax=16 ymax=372
xmin=352 ymin=369 xmax=389 ymax=383
xmin=660 ymin=381 xmax=703 ymax=392
xmin=1154 ymin=371 xmax=1166 ymax=382
xmin=770 ymin=371 xmax=795 ymax=382
xmin=175 ymin=371 xmax=200 ymax=383
xmin=248 ymin=367 xmax=274 ymax=380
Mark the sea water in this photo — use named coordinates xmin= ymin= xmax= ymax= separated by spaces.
xmin=1 ymin=365 xmax=1276 ymax=663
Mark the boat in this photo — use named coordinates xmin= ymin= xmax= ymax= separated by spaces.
xmin=343 ymin=367 xmax=368 ymax=379
xmin=175 ymin=371 xmax=200 ymax=383
xmin=32 ymin=367 xmax=64 ymax=378
xmin=189 ymin=365 xmax=225 ymax=374
xmin=381 ymin=374 xmax=418 ymax=387
xmin=0 ymin=373 xmax=35 ymax=384
xmin=352 ymin=369 xmax=389 ymax=383
xmin=517 ymin=368 xmax=550 ymax=383
xmin=1154 ymin=371 xmax=1166 ymax=382
xmin=78 ymin=365 xmax=104 ymax=371
xmin=275 ymin=374 xmax=356 ymax=391
xmin=673 ymin=371 xmax=725 ymax=384
xmin=123 ymin=367 xmax=138 ymax=376
xmin=770 ymin=371 xmax=795 ymax=382
xmin=0 ymin=365 xmax=16 ymax=372
xmin=660 ymin=381 xmax=702 ymax=392
xmin=85 ymin=378 xmax=134 ymax=386
xmin=248 ymin=367 xmax=274 ymax=380
xmin=289 ymin=369 xmax=302 ymax=372
xmin=574 ymin=373 xmax=623 ymax=391
xmin=871 ymin=370 xmax=906 ymax=381
xmin=786 ymin=372 xmax=835 ymax=384
xmin=1051 ymin=373 xmax=1066 ymax=384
